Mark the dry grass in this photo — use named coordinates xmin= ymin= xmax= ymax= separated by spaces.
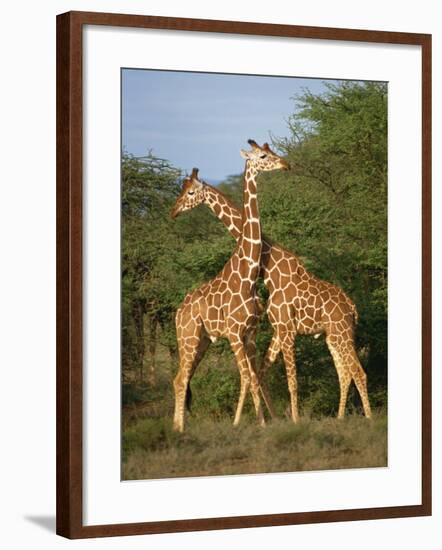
xmin=122 ymin=347 xmax=387 ymax=480
xmin=122 ymin=412 xmax=387 ymax=480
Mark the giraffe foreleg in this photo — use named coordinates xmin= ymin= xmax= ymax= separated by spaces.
xmin=245 ymin=328 xmax=276 ymax=420
xmin=230 ymin=335 xmax=265 ymax=427
xmin=256 ymin=332 xmax=280 ymax=419
xmin=233 ymin=370 xmax=251 ymax=426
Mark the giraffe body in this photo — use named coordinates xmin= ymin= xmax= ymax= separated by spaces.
xmin=172 ymin=174 xmax=372 ymax=421
xmin=172 ymin=142 xmax=290 ymax=432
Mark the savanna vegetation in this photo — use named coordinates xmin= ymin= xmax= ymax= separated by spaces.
xmin=122 ymin=81 xmax=388 ymax=479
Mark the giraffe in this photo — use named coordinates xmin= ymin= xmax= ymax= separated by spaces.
xmin=171 ymin=140 xmax=290 ymax=432
xmin=171 ymin=158 xmax=372 ymax=422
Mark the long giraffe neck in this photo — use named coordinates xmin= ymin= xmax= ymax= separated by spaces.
xmin=238 ymin=161 xmax=261 ymax=278
xmin=205 ymin=186 xmax=243 ymax=241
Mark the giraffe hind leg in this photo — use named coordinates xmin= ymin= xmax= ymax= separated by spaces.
xmin=351 ymin=361 xmax=372 ymax=419
xmin=326 ymin=336 xmax=352 ymax=419
xmin=173 ymin=313 xmax=204 ymax=432
xmin=185 ymin=332 xmax=211 ymax=412
xmin=337 ymin=368 xmax=352 ymax=419
xmin=326 ymin=335 xmax=372 ymax=419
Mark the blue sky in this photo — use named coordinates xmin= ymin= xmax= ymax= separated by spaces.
xmin=122 ymin=69 xmax=331 ymax=182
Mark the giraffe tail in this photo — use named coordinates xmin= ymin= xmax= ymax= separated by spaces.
xmin=350 ymin=300 xmax=359 ymax=325
xmin=185 ymin=383 xmax=193 ymax=412
xmin=256 ymin=296 xmax=266 ymax=317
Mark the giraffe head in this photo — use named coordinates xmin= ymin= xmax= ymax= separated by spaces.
xmin=240 ymin=139 xmax=290 ymax=172
xmin=170 ymin=168 xmax=206 ymax=219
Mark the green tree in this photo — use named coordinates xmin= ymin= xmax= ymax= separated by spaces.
xmin=122 ymin=153 xmax=181 ymax=382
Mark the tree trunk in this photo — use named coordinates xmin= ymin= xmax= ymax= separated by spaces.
xmin=145 ymin=313 xmax=157 ymax=385
xmin=132 ymin=300 xmax=145 ymax=382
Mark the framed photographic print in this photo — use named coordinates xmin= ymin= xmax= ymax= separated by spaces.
xmin=56 ymin=11 xmax=432 ymax=539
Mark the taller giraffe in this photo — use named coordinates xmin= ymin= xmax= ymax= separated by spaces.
xmin=172 ymin=140 xmax=289 ymax=432
xmin=171 ymin=165 xmax=372 ymax=421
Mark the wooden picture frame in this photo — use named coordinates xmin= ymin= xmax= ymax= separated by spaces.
xmin=56 ymin=10 xmax=432 ymax=539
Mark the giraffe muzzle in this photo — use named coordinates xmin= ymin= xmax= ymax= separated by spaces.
xmin=170 ymin=205 xmax=180 ymax=219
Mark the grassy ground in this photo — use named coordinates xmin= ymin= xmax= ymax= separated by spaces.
xmin=123 ymin=414 xmax=387 ymax=480
xmin=122 ymin=347 xmax=387 ymax=480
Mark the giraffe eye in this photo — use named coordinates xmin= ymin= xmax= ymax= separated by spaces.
xmin=260 ymin=154 xmax=267 ymax=159
xmin=188 ymin=191 xmax=195 ymax=195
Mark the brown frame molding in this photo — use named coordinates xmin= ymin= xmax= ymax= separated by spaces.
xmin=56 ymin=10 xmax=432 ymax=539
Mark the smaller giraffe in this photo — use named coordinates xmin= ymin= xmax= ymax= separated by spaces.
xmin=172 ymin=140 xmax=289 ymax=432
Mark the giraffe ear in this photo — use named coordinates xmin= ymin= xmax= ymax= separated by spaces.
xmin=190 ymin=167 xmax=204 ymax=189
xmin=240 ymin=149 xmax=251 ymax=159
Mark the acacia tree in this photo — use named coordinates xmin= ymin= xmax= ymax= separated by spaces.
xmin=122 ymin=153 xmax=181 ymax=383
